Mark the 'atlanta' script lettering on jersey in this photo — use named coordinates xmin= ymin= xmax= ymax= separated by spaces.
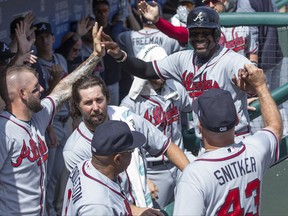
xmin=219 ymin=36 xmax=245 ymax=53
xmin=214 ymin=157 xmax=257 ymax=186
xmin=144 ymin=104 xmax=179 ymax=132
xmin=11 ymin=135 xmax=48 ymax=167
xmin=132 ymin=37 xmax=163 ymax=46
xmin=182 ymin=70 xmax=220 ymax=98
xmin=70 ymin=167 xmax=83 ymax=204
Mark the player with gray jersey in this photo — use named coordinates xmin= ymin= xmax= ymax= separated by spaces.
xmin=63 ymin=74 xmax=189 ymax=211
xmin=103 ymin=6 xmax=256 ymax=143
xmin=117 ymin=17 xmax=183 ymax=57
xmin=62 ymin=120 xmax=146 ymax=216
xmin=174 ymin=64 xmax=283 ymax=215
xmin=120 ymin=44 xmax=195 ymax=208
xmin=0 ymin=23 xmax=104 ymax=215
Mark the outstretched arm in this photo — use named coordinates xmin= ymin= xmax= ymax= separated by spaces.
xmin=165 ymin=142 xmax=189 ymax=171
xmin=138 ymin=0 xmax=188 ymax=44
xmin=101 ymin=32 xmax=159 ymax=79
xmin=239 ymin=64 xmax=283 ymax=140
xmin=49 ymin=23 xmax=105 ymax=108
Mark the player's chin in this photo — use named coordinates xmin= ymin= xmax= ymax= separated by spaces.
xmin=195 ymin=49 xmax=210 ymax=58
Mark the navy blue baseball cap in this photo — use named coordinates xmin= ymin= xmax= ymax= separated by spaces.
xmin=192 ymin=88 xmax=237 ymax=133
xmin=34 ymin=22 xmax=53 ymax=37
xmin=0 ymin=42 xmax=15 ymax=62
xmin=91 ymin=120 xmax=146 ymax=155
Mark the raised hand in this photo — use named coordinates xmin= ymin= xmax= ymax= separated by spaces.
xmin=101 ymin=31 xmax=123 ymax=59
xmin=15 ymin=20 xmax=35 ymax=54
xmin=23 ymin=11 xmax=36 ymax=39
xmin=76 ymin=17 xmax=93 ymax=37
xmin=138 ymin=0 xmax=160 ymax=23
xmin=92 ymin=22 xmax=105 ymax=58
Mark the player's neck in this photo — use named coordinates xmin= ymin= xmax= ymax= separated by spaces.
xmin=8 ymin=103 xmax=33 ymax=121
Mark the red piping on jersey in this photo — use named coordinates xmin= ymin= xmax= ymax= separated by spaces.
xmin=124 ymin=170 xmax=136 ymax=204
xmin=82 ymin=161 xmax=132 ymax=215
xmin=154 ymin=138 xmax=171 ymax=158
xmin=196 ymin=144 xmax=246 ymax=162
xmin=153 ymin=60 xmax=166 ymax=80
xmin=262 ymin=129 xmax=279 ymax=163
xmin=135 ymin=30 xmax=161 ymax=36
xmin=77 ymin=127 xmax=92 ymax=142
xmin=46 ymin=97 xmax=56 ymax=126
xmin=0 ymin=115 xmax=45 ymax=215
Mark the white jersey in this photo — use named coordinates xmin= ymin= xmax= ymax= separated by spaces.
xmin=62 ymin=160 xmax=132 ymax=216
xmin=220 ymin=26 xmax=258 ymax=57
xmin=174 ymin=129 xmax=279 ymax=215
xmin=63 ymin=106 xmax=171 ymax=207
xmin=121 ymin=79 xmax=192 ymax=162
xmin=117 ymin=28 xmax=182 ymax=57
xmin=0 ymin=97 xmax=56 ymax=215
xmin=153 ymin=47 xmax=252 ymax=137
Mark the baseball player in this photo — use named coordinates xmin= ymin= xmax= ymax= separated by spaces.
xmin=120 ymin=44 xmax=195 ymax=208
xmin=103 ymin=6 xmax=256 ymax=143
xmin=63 ymin=74 xmax=190 ymax=212
xmin=34 ymin=21 xmax=72 ymax=215
xmin=174 ymin=64 xmax=283 ymax=215
xmin=62 ymin=120 xmax=146 ymax=216
xmin=0 ymin=22 xmax=104 ymax=215
xmin=117 ymin=13 xmax=183 ymax=57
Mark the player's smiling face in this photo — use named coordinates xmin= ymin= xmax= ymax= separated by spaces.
xmin=78 ymin=85 xmax=108 ymax=130
xmin=188 ymin=28 xmax=217 ymax=59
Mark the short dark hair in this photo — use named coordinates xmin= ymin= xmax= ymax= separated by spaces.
xmin=10 ymin=16 xmax=25 ymax=36
xmin=71 ymin=74 xmax=110 ymax=117
xmin=92 ymin=0 xmax=110 ymax=10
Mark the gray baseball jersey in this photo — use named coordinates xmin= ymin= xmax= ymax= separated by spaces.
xmin=0 ymin=97 xmax=56 ymax=215
xmin=117 ymin=28 xmax=182 ymax=57
xmin=152 ymin=47 xmax=252 ymax=138
xmin=120 ymin=79 xmax=193 ymax=208
xmin=174 ymin=129 xmax=279 ymax=215
xmin=62 ymin=160 xmax=132 ymax=216
xmin=220 ymin=26 xmax=258 ymax=57
xmin=63 ymin=106 xmax=171 ymax=207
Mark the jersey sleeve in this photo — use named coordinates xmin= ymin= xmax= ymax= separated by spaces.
xmin=244 ymin=129 xmax=279 ymax=169
xmin=155 ymin=17 xmax=188 ymax=44
xmin=122 ymin=109 xmax=171 ymax=157
xmin=0 ymin=132 xmax=11 ymax=170
xmin=152 ymin=51 xmax=191 ymax=82
xmin=33 ymin=97 xmax=56 ymax=129
xmin=174 ymin=165 xmax=206 ymax=215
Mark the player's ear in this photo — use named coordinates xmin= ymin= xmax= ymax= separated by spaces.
xmin=113 ymin=153 xmax=121 ymax=165
xmin=18 ymin=88 xmax=26 ymax=99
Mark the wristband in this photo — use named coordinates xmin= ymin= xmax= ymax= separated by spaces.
xmin=115 ymin=50 xmax=127 ymax=63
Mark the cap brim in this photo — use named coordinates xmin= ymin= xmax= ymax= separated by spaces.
xmin=127 ymin=131 xmax=146 ymax=150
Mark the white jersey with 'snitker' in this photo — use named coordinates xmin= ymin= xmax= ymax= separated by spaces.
xmin=62 ymin=160 xmax=132 ymax=216
xmin=174 ymin=129 xmax=279 ymax=215
xmin=0 ymin=97 xmax=56 ymax=215
xmin=153 ymin=46 xmax=252 ymax=137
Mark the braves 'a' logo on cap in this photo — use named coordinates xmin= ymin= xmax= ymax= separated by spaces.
xmin=193 ymin=12 xmax=204 ymax=22
xmin=39 ymin=23 xmax=48 ymax=31
xmin=2 ymin=43 xmax=9 ymax=52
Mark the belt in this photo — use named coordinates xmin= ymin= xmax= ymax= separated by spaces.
xmin=147 ymin=160 xmax=171 ymax=167
xmin=54 ymin=116 xmax=69 ymax=123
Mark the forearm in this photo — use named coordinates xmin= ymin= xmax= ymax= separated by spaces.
xmin=49 ymin=53 xmax=100 ymax=106
xmin=165 ymin=142 xmax=189 ymax=171
xmin=120 ymin=55 xmax=159 ymax=79
xmin=155 ymin=18 xmax=188 ymax=44
xmin=256 ymin=84 xmax=283 ymax=140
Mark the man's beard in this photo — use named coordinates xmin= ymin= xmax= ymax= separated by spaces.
xmin=26 ymin=96 xmax=43 ymax=113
